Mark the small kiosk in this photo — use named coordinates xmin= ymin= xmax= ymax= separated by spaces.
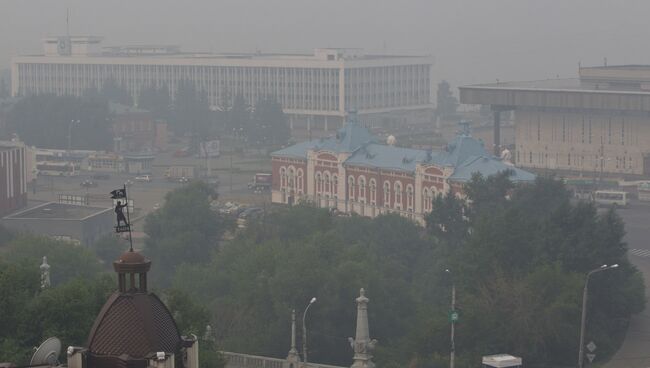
xmin=482 ymin=354 xmax=522 ymax=368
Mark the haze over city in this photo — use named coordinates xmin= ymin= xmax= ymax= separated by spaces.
xmin=3 ymin=0 xmax=650 ymax=86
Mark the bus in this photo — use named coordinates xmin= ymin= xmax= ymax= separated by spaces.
xmin=36 ymin=161 xmax=79 ymax=176
xmin=593 ymin=190 xmax=628 ymax=207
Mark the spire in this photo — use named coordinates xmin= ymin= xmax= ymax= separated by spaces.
xmin=287 ymin=309 xmax=300 ymax=362
xmin=348 ymin=288 xmax=377 ymax=368
xmin=40 ymin=256 xmax=51 ymax=289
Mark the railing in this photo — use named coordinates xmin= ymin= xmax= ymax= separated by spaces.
xmin=222 ymin=352 xmax=345 ymax=368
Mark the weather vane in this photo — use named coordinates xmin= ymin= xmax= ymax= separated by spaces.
xmin=110 ymin=185 xmax=133 ymax=251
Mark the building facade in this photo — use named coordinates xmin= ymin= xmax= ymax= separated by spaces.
xmin=271 ymin=116 xmax=534 ymax=224
xmin=12 ymin=37 xmax=433 ymax=139
xmin=110 ymin=102 xmax=167 ymax=153
xmin=460 ymin=65 xmax=650 ymax=178
xmin=0 ymin=142 xmax=27 ymax=216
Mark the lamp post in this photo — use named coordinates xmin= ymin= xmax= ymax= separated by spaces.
xmin=578 ymin=264 xmax=618 ymax=368
xmin=302 ymin=297 xmax=317 ymax=364
xmin=445 ymin=269 xmax=456 ymax=368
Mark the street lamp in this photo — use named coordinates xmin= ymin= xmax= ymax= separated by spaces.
xmin=302 ymin=297 xmax=317 ymax=364
xmin=445 ymin=269 xmax=456 ymax=368
xmin=578 ymin=264 xmax=619 ymax=368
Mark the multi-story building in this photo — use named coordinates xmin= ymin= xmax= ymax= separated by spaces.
xmin=12 ymin=36 xmax=434 ymax=138
xmin=460 ymin=65 xmax=650 ymax=178
xmin=271 ymin=115 xmax=534 ymax=224
xmin=110 ymin=102 xmax=167 ymax=153
xmin=0 ymin=142 xmax=27 ymax=215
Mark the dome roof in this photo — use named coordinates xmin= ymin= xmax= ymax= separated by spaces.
xmin=119 ymin=250 xmax=145 ymax=263
xmin=86 ymin=291 xmax=181 ymax=360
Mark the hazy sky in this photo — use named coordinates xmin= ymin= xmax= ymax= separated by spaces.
xmin=2 ymin=0 xmax=650 ymax=88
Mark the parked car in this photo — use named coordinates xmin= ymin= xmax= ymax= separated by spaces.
xmin=135 ymin=175 xmax=151 ymax=182
xmin=178 ymin=177 xmax=190 ymax=184
xmin=124 ymin=179 xmax=134 ymax=187
xmin=80 ymin=179 xmax=98 ymax=188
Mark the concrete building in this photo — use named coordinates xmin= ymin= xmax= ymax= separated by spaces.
xmin=0 ymin=142 xmax=27 ymax=216
xmin=2 ymin=202 xmax=113 ymax=245
xmin=271 ymin=115 xmax=534 ymax=224
xmin=12 ymin=36 xmax=433 ymax=138
xmin=460 ymin=65 xmax=650 ymax=178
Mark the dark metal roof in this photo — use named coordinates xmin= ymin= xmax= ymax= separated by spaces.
xmin=86 ymin=291 xmax=181 ymax=359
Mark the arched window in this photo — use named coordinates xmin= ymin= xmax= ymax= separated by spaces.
xmin=423 ymin=187 xmax=430 ymax=212
xmin=324 ymin=172 xmax=331 ymax=197
xmin=288 ymin=167 xmax=295 ymax=190
xmin=315 ymin=172 xmax=322 ymax=194
xmin=280 ymin=167 xmax=287 ymax=189
xmin=348 ymin=176 xmax=356 ymax=201
xmin=406 ymin=184 xmax=414 ymax=211
xmin=394 ymin=181 xmax=403 ymax=209
xmin=297 ymin=169 xmax=304 ymax=193
xmin=383 ymin=181 xmax=391 ymax=207
xmin=332 ymin=175 xmax=338 ymax=199
xmin=358 ymin=176 xmax=366 ymax=202
xmin=369 ymin=179 xmax=377 ymax=205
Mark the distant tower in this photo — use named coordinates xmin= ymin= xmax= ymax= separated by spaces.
xmin=40 ymin=256 xmax=51 ymax=289
xmin=287 ymin=309 xmax=300 ymax=363
xmin=348 ymin=288 xmax=377 ymax=368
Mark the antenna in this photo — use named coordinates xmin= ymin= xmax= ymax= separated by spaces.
xmin=30 ymin=337 xmax=61 ymax=367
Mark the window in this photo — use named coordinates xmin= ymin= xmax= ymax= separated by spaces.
xmin=383 ymin=181 xmax=391 ymax=207
xmin=348 ymin=176 xmax=356 ymax=201
xmin=280 ymin=167 xmax=287 ymax=189
xmin=406 ymin=185 xmax=414 ymax=211
xmin=369 ymin=179 xmax=377 ymax=205
xmin=297 ymin=169 xmax=304 ymax=193
xmin=332 ymin=175 xmax=338 ymax=198
xmin=358 ymin=177 xmax=366 ymax=202
xmin=394 ymin=182 xmax=403 ymax=209
xmin=324 ymin=172 xmax=330 ymax=196
xmin=423 ymin=188 xmax=430 ymax=212
xmin=288 ymin=167 xmax=295 ymax=190
xmin=315 ymin=172 xmax=322 ymax=194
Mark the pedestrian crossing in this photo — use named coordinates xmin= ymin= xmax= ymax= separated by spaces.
xmin=629 ymin=248 xmax=650 ymax=258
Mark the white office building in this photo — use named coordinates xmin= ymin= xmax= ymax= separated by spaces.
xmin=12 ymin=36 xmax=434 ymax=138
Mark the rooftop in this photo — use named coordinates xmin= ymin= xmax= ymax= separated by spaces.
xmin=5 ymin=202 xmax=111 ymax=220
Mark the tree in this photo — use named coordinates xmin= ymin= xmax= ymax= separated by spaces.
xmin=250 ymin=98 xmax=289 ymax=146
xmin=6 ymin=94 xmax=112 ymax=150
xmin=436 ymin=80 xmax=458 ymax=116
xmin=3 ymin=235 xmax=103 ymax=286
xmin=144 ymin=182 xmax=228 ymax=286
xmin=227 ymin=94 xmax=250 ymax=138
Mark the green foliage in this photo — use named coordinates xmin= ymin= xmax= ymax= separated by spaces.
xmin=91 ymin=235 xmax=128 ymax=267
xmin=249 ymin=98 xmax=289 ymax=146
xmin=144 ymin=181 xmax=228 ymax=286
xmin=425 ymin=175 xmax=644 ymax=366
xmin=0 ymin=257 xmax=112 ymax=365
xmin=6 ymin=94 xmax=112 ymax=150
xmin=2 ymin=235 xmax=103 ymax=286
xmin=173 ymin=207 xmax=436 ymax=366
xmin=436 ymin=80 xmax=458 ymax=116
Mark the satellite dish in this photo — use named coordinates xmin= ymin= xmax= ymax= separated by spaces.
xmin=30 ymin=337 xmax=61 ymax=367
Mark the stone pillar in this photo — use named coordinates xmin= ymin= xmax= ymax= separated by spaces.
xmin=287 ymin=309 xmax=300 ymax=362
xmin=349 ymin=288 xmax=377 ymax=368
xmin=40 ymin=256 xmax=50 ymax=289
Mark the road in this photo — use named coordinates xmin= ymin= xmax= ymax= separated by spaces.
xmin=28 ymin=144 xmax=272 ymax=232
xmin=605 ymin=201 xmax=650 ymax=368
